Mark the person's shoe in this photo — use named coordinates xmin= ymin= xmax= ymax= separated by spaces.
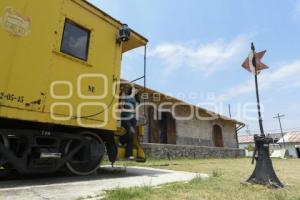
xmin=129 ymin=156 xmax=135 ymax=160
xmin=125 ymin=156 xmax=135 ymax=161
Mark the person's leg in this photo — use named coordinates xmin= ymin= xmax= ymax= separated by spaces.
xmin=125 ymin=119 xmax=136 ymax=158
xmin=125 ymin=138 xmax=133 ymax=158
xmin=120 ymin=120 xmax=129 ymax=145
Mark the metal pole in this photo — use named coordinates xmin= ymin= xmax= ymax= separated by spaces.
xmin=251 ymin=43 xmax=265 ymax=137
xmin=273 ymin=113 xmax=286 ymax=148
xmin=245 ymin=43 xmax=284 ymax=188
xmin=143 ymin=45 xmax=147 ymax=127
xmin=246 ymin=124 xmax=251 ymax=135
xmin=144 ymin=45 xmax=147 ymax=90
xmin=228 ymin=104 xmax=232 ymax=118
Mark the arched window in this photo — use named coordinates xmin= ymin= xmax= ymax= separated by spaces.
xmin=213 ymin=125 xmax=224 ymax=147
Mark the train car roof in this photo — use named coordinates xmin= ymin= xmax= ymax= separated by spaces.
xmin=79 ymin=0 xmax=148 ymax=53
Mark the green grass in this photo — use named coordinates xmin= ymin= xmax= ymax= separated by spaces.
xmin=99 ymin=158 xmax=300 ymax=200
xmin=103 ymin=186 xmax=154 ymax=200
xmin=212 ymin=168 xmax=223 ymax=177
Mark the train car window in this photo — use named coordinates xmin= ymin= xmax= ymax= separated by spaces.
xmin=61 ymin=19 xmax=90 ymax=61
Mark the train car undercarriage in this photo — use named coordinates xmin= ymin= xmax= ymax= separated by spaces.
xmin=0 ymin=119 xmax=117 ymax=176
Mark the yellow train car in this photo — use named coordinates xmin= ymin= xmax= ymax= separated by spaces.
xmin=0 ymin=0 xmax=148 ymax=175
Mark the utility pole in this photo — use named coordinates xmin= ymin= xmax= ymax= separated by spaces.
xmin=273 ymin=113 xmax=286 ymax=148
xmin=246 ymin=124 xmax=251 ymax=135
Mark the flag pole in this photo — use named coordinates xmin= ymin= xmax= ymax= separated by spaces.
xmin=251 ymin=43 xmax=265 ymax=137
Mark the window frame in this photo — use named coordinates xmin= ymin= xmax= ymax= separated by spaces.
xmin=60 ymin=19 xmax=91 ymax=62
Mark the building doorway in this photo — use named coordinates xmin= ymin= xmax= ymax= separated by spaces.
xmin=159 ymin=112 xmax=176 ymax=144
xmin=213 ymin=125 xmax=224 ymax=147
xmin=148 ymin=108 xmax=176 ymax=144
xmin=296 ymin=147 xmax=300 ymax=158
xmin=159 ymin=113 xmax=168 ymax=144
xmin=148 ymin=107 xmax=159 ymax=143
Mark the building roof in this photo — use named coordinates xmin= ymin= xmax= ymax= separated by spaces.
xmin=238 ymin=135 xmax=254 ymax=143
xmin=239 ymin=133 xmax=284 ymax=144
xmin=278 ymin=131 xmax=300 ymax=143
xmin=126 ymin=81 xmax=245 ymax=127
xmin=266 ymin=133 xmax=282 ymax=140
xmin=81 ymin=0 xmax=148 ymax=52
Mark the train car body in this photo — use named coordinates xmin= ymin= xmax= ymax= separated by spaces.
xmin=0 ymin=0 xmax=148 ymax=175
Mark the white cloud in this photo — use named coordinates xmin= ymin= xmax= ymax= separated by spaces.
xmin=149 ymin=34 xmax=254 ymax=76
xmin=215 ymin=60 xmax=300 ymax=101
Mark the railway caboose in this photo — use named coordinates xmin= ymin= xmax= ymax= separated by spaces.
xmin=0 ymin=0 xmax=148 ymax=175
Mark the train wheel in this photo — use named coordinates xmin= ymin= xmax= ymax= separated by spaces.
xmin=64 ymin=131 xmax=105 ymax=176
xmin=0 ymin=134 xmax=11 ymax=176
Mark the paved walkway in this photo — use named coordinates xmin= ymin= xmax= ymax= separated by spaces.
xmin=0 ymin=166 xmax=208 ymax=200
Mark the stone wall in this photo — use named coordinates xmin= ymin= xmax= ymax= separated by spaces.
xmin=221 ymin=123 xmax=238 ymax=148
xmin=176 ymin=136 xmax=212 ymax=146
xmin=176 ymin=118 xmax=213 ymax=145
xmin=142 ymin=143 xmax=245 ymax=159
xmin=176 ymin=118 xmax=238 ymax=148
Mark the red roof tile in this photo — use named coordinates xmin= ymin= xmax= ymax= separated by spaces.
xmin=278 ymin=131 xmax=300 ymax=143
xmin=238 ymin=135 xmax=254 ymax=143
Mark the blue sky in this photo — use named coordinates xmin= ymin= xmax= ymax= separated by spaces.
xmin=89 ymin=0 xmax=300 ymax=135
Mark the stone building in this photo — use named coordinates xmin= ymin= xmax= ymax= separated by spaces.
xmin=133 ymin=84 xmax=245 ymax=149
